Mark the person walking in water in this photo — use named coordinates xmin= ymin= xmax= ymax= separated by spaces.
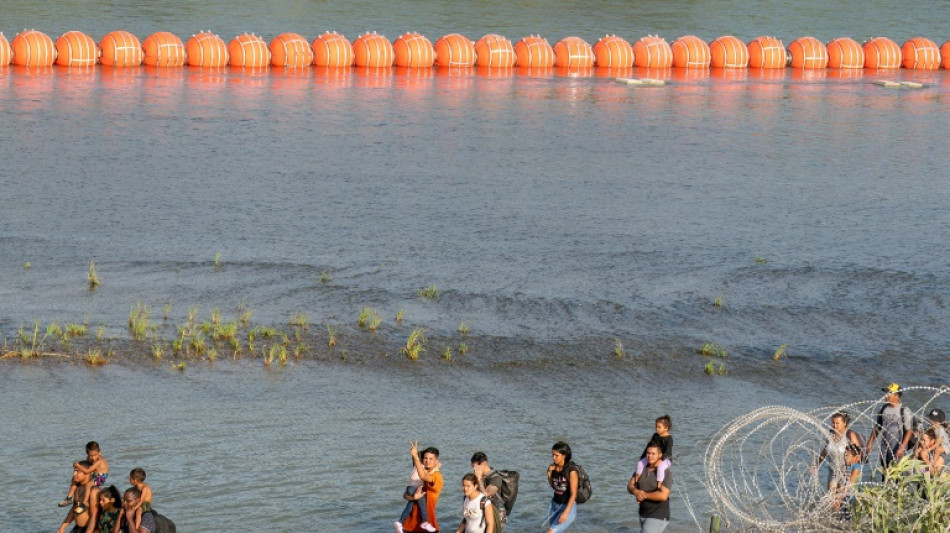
xmin=866 ymin=383 xmax=916 ymax=480
xmin=544 ymin=441 xmax=577 ymax=533
xmin=399 ymin=443 xmax=444 ymax=533
xmin=455 ymin=473 xmax=496 ymax=533
xmin=628 ymin=442 xmax=672 ymax=533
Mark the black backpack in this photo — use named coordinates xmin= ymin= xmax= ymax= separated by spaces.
xmin=143 ymin=509 xmax=177 ymax=533
xmin=485 ymin=469 xmax=519 ymax=518
xmin=571 ymin=463 xmax=592 ymax=504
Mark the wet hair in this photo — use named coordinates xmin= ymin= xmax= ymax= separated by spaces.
xmin=99 ymin=485 xmax=121 ymax=506
xmin=832 ymin=411 xmax=851 ymax=425
xmin=656 ymin=415 xmax=672 ymax=430
xmin=86 ymin=441 xmax=101 ymax=452
xmin=471 ymin=451 xmax=488 ymax=465
xmin=77 ymin=459 xmax=94 ymax=469
xmin=845 ymin=443 xmax=862 ymax=457
xmin=124 ymin=487 xmax=142 ymax=500
xmin=462 ymin=473 xmax=478 ymax=485
xmin=421 ymin=447 xmax=439 ymax=460
xmin=130 ymin=467 xmax=147 ymax=483
xmin=552 ymin=441 xmax=573 ymax=469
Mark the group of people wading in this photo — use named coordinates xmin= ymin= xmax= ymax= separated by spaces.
xmin=396 ymin=415 xmax=676 ymax=533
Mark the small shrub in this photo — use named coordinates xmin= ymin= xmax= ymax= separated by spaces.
xmin=699 ymin=343 xmax=727 ymax=358
xmin=417 ymin=285 xmax=439 ymax=299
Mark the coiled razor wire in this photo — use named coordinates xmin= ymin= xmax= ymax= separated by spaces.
xmin=703 ymin=386 xmax=950 ymax=532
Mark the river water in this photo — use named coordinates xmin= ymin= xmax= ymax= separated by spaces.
xmin=1 ymin=1 xmax=949 ymax=532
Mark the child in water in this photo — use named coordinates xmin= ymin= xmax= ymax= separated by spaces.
xmin=633 ymin=415 xmax=673 ymax=485
xmin=59 ymin=441 xmax=109 ymax=507
xmin=395 ymin=443 xmax=440 ymax=533
xmin=118 ymin=467 xmax=153 ymax=531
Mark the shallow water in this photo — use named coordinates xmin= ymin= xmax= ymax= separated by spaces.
xmin=1 ymin=1 xmax=949 ymax=532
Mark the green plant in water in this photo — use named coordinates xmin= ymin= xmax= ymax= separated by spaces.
xmin=23 ymin=262 xmax=30 ymax=269
xmin=713 ymin=293 xmax=726 ymax=308
xmin=187 ymin=305 xmax=199 ymax=324
xmin=188 ymin=334 xmax=206 ymax=356
xmin=458 ymin=321 xmax=470 ymax=336
xmin=396 ymin=309 xmax=405 ymax=325
xmin=442 ymin=346 xmax=452 ymax=361
xmin=162 ymin=302 xmax=172 ymax=320
xmin=699 ymin=343 xmax=727 ymax=358
xmin=417 ymin=284 xmax=439 ymax=299
xmin=402 ymin=327 xmax=426 ymax=360
xmin=240 ymin=308 xmax=253 ymax=325
xmin=754 ymin=256 xmax=769 ymax=264
xmin=213 ymin=252 xmax=221 ymax=270
xmin=88 ymin=261 xmax=100 ymax=288
xmin=326 ymin=324 xmax=337 ymax=348
xmin=320 ymin=270 xmax=331 ymax=283
xmin=207 ymin=348 xmax=217 ymax=362
xmin=229 ymin=337 xmax=241 ymax=355
xmin=290 ymin=312 xmax=310 ymax=329
xmin=851 ymin=456 xmax=950 ymax=531
xmin=151 ymin=344 xmax=164 ymax=360
xmin=773 ymin=343 xmax=788 ymax=361
xmin=210 ymin=308 xmax=221 ymax=325
xmin=215 ymin=322 xmax=238 ymax=341
xmin=358 ymin=307 xmax=373 ymax=329
xmin=614 ymin=338 xmax=626 ymax=358
xmin=458 ymin=342 xmax=469 ymax=355
xmin=369 ymin=312 xmax=382 ymax=333
xmin=96 ymin=325 xmax=105 ymax=341
xmin=704 ymin=361 xmax=727 ymax=375
xmin=84 ymin=349 xmax=107 ymax=366
xmin=172 ymin=362 xmax=186 ymax=372
xmin=259 ymin=327 xmax=277 ymax=339
xmin=65 ymin=323 xmax=87 ymax=338
xmin=128 ymin=304 xmax=152 ymax=341
xmin=247 ymin=329 xmax=256 ymax=353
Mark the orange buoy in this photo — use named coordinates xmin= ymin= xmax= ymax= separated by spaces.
xmin=434 ymin=33 xmax=475 ymax=67
xmin=901 ymin=37 xmax=940 ymax=69
xmin=826 ymin=37 xmax=864 ymax=68
xmin=100 ymin=31 xmax=143 ymax=67
xmin=270 ymin=32 xmax=313 ymax=68
xmin=55 ymin=31 xmax=98 ymax=67
xmin=671 ymin=35 xmax=710 ymax=68
xmin=863 ymin=37 xmax=901 ymax=69
xmin=709 ymin=36 xmax=748 ymax=68
xmin=12 ymin=30 xmax=56 ymax=67
xmin=553 ymin=36 xmax=594 ymax=68
xmin=393 ymin=32 xmax=434 ymax=68
xmin=353 ymin=32 xmax=394 ymax=68
xmin=143 ymin=32 xmax=185 ymax=67
xmin=474 ymin=34 xmax=515 ymax=68
xmin=592 ymin=35 xmax=633 ymax=68
xmin=942 ymin=41 xmax=950 ymax=70
xmin=788 ymin=36 xmax=828 ymax=69
xmin=312 ymin=31 xmax=353 ymax=67
xmin=514 ymin=35 xmax=555 ymax=68
xmin=186 ymin=32 xmax=228 ymax=68
xmin=229 ymin=33 xmax=271 ymax=68
xmin=747 ymin=36 xmax=786 ymax=68
xmin=633 ymin=35 xmax=672 ymax=68
xmin=0 ymin=33 xmax=11 ymax=66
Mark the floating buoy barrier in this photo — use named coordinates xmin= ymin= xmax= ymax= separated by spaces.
xmin=616 ymin=77 xmax=666 ymax=86
xmin=393 ymin=32 xmax=434 ymax=68
xmin=228 ymin=33 xmax=271 ymax=68
xmin=270 ymin=32 xmax=313 ymax=68
xmin=55 ymin=31 xmax=98 ymax=67
xmin=353 ymin=32 xmax=394 ymax=68
xmin=789 ymin=36 xmax=828 ymax=69
xmin=709 ymin=35 xmax=748 ymax=68
xmin=143 ymin=31 xmax=185 ymax=67
xmin=633 ymin=35 xmax=673 ymax=68
xmin=515 ymin=35 xmax=555 ymax=68
xmin=312 ymin=31 xmax=353 ymax=68
xmin=592 ymin=35 xmax=633 ymax=69
xmin=434 ymin=33 xmax=475 ymax=67
xmin=943 ymin=41 xmax=950 ymax=70
xmin=13 ymin=29 xmax=56 ymax=67
xmin=672 ymin=35 xmax=710 ymax=68
xmin=474 ymin=34 xmax=515 ymax=68
xmin=901 ymin=37 xmax=940 ymax=70
xmin=0 ymin=33 xmax=11 ymax=66
xmin=863 ymin=37 xmax=901 ymax=69
xmin=186 ymin=31 xmax=228 ymax=68
xmin=100 ymin=30 xmax=143 ymax=67
xmin=826 ymin=37 xmax=864 ymax=68
xmin=553 ymin=36 xmax=594 ymax=68
xmin=747 ymin=36 xmax=786 ymax=68
xmin=873 ymin=80 xmax=925 ymax=89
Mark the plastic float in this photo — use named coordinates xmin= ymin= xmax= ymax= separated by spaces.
xmin=633 ymin=35 xmax=672 ymax=68
xmin=943 ymin=41 xmax=950 ymax=70
xmin=434 ymin=33 xmax=475 ymax=67
xmin=747 ymin=36 xmax=786 ymax=68
xmin=553 ymin=36 xmax=594 ymax=68
xmin=873 ymin=80 xmax=924 ymax=89
xmin=671 ymin=35 xmax=710 ymax=68
xmin=789 ymin=36 xmax=828 ymax=69
xmin=826 ymin=37 xmax=864 ymax=68
xmin=863 ymin=37 xmax=901 ymax=68
xmin=270 ymin=32 xmax=313 ymax=68
xmin=55 ymin=31 xmax=98 ymax=67
xmin=514 ymin=35 xmax=555 ymax=68
xmin=143 ymin=32 xmax=186 ymax=67
xmin=0 ymin=33 xmax=11 ymax=66
xmin=12 ymin=29 xmax=56 ymax=67
xmin=709 ymin=35 xmax=748 ymax=68
xmin=100 ymin=30 xmax=143 ymax=67
xmin=474 ymin=34 xmax=515 ymax=68
xmin=228 ymin=33 xmax=271 ymax=68
xmin=592 ymin=35 xmax=633 ymax=68
xmin=392 ymin=32 xmax=434 ymax=68
xmin=901 ymin=37 xmax=940 ymax=70
xmin=353 ymin=32 xmax=393 ymax=68
xmin=186 ymin=31 xmax=228 ymax=67
xmin=312 ymin=31 xmax=353 ymax=67
xmin=616 ymin=77 xmax=666 ymax=86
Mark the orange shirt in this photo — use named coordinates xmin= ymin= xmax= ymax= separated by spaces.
xmin=402 ymin=470 xmax=443 ymax=532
